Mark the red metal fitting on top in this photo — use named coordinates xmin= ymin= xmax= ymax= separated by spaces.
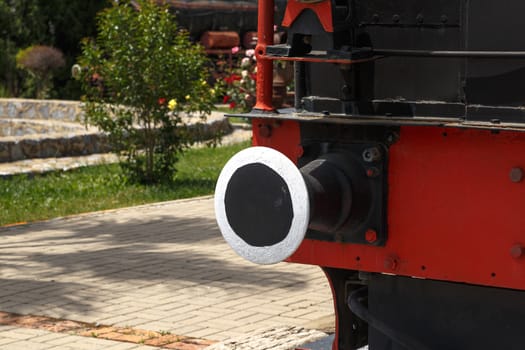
xmin=282 ymin=0 xmax=334 ymax=32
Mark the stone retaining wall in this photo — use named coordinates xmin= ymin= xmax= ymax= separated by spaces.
xmin=0 ymin=98 xmax=83 ymax=122
xmin=0 ymin=98 xmax=231 ymax=163
xmin=0 ymin=98 xmax=106 ymax=162
xmin=0 ymin=134 xmax=111 ymax=163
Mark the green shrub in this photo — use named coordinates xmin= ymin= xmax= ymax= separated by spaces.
xmin=78 ymin=0 xmax=216 ymax=184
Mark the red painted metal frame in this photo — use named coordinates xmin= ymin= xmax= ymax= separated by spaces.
xmin=252 ymin=119 xmax=304 ymax=161
xmin=251 ymin=2 xmax=525 ymax=349
xmin=282 ymin=0 xmax=334 ymax=32
xmin=254 ymin=120 xmax=525 ymax=291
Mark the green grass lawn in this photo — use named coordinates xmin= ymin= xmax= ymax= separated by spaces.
xmin=0 ymin=141 xmax=249 ymax=226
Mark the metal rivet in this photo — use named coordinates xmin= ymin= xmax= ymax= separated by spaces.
xmin=258 ymin=124 xmax=272 ymax=138
xmin=416 ymin=13 xmax=424 ymax=23
xmin=365 ymin=229 xmax=377 ymax=243
xmin=386 ymin=131 xmax=399 ymax=144
xmin=392 ymin=14 xmax=400 ymax=23
xmin=511 ymin=244 xmax=524 ymax=258
xmin=366 ymin=167 xmax=379 ymax=178
xmin=384 ymin=256 xmax=398 ymax=270
xmin=510 ymin=167 xmax=524 ymax=183
xmin=372 ymin=14 xmax=379 ymax=23
xmin=440 ymin=15 xmax=448 ymax=23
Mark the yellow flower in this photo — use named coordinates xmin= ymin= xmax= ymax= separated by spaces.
xmin=210 ymin=88 xmax=216 ymax=96
xmin=168 ymin=99 xmax=177 ymax=110
xmin=185 ymin=95 xmax=191 ymax=100
xmin=201 ymin=80 xmax=207 ymax=86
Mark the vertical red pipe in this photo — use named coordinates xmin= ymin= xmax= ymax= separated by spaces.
xmin=254 ymin=0 xmax=274 ymax=111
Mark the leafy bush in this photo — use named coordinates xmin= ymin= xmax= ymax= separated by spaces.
xmin=0 ymin=1 xmax=111 ymax=99
xmin=78 ymin=0 xmax=216 ymax=184
xmin=16 ymin=45 xmax=65 ymax=98
xmin=221 ymin=47 xmax=294 ymax=112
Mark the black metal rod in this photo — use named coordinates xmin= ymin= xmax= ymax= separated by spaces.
xmin=374 ymin=49 xmax=525 ymax=59
xmin=347 ymin=287 xmax=434 ymax=350
xmin=294 ymin=61 xmax=306 ymax=110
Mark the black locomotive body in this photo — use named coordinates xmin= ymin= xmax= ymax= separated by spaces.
xmin=214 ymin=1 xmax=525 ymax=349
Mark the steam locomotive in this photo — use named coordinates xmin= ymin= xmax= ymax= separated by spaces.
xmin=214 ymin=1 xmax=525 ymax=349
xmin=134 ymin=0 xmax=262 ymax=50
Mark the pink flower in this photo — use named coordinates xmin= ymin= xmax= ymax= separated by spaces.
xmin=241 ymin=57 xmax=251 ymax=67
xmin=231 ymin=46 xmax=240 ymax=54
xmin=245 ymin=49 xmax=255 ymax=57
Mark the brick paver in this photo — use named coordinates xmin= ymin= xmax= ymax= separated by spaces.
xmin=0 ymin=325 xmax=159 ymax=350
xmin=0 ymin=196 xmax=334 ymax=348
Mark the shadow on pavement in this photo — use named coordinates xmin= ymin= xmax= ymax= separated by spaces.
xmin=0 ymin=212 xmax=314 ymax=316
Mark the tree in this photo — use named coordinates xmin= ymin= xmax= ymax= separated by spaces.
xmin=36 ymin=0 xmax=111 ymax=98
xmin=0 ymin=0 xmax=44 ymax=96
xmin=78 ymin=0 xmax=216 ymax=184
xmin=0 ymin=0 xmax=110 ymax=98
xmin=16 ymin=45 xmax=65 ymax=98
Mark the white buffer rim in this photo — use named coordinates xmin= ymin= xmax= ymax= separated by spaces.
xmin=214 ymin=146 xmax=310 ymax=264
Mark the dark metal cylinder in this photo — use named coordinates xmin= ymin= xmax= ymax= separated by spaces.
xmin=301 ymin=158 xmax=352 ymax=233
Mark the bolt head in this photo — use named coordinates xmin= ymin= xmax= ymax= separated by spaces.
xmin=384 ymin=256 xmax=398 ymax=270
xmin=366 ymin=167 xmax=379 ymax=178
xmin=386 ymin=132 xmax=399 ymax=144
xmin=365 ymin=229 xmax=377 ymax=243
xmin=258 ymin=124 xmax=272 ymax=138
xmin=509 ymin=167 xmax=524 ymax=183
xmin=362 ymin=147 xmax=381 ymax=162
xmin=511 ymin=245 xmax=524 ymax=258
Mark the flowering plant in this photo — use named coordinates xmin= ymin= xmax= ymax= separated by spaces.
xmin=79 ymin=0 xmax=216 ymax=184
xmin=222 ymin=48 xmax=257 ymax=112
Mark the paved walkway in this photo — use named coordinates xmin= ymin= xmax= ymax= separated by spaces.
xmin=0 ymin=196 xmax=335 ymax=349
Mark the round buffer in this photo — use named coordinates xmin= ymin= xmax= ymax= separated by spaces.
xmin=214 ymin=146 xmax=310 ymax=264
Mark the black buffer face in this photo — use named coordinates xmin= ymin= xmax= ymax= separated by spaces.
xmin=224 ymin=163 xmax=294 ymax=247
